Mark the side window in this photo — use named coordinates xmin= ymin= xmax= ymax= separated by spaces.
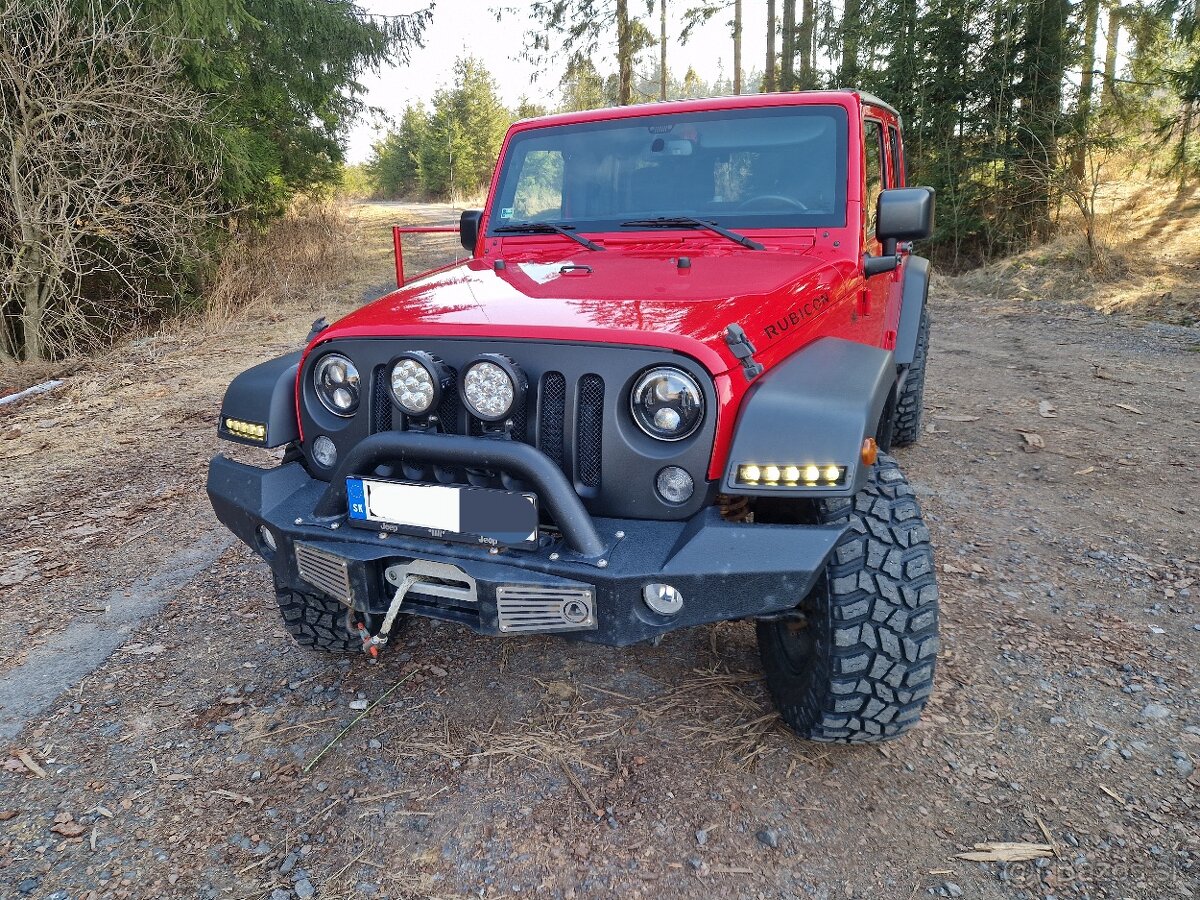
xmin=509 ymin=150 xmax=564 ymax=221
xmin=888 ymin=125 xmax=905 ymax=187
xmin=864 ymin=119 xmax=886 ymax=236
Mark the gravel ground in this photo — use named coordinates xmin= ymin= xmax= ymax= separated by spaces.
xmin=1 ymin=203 xmax=1198 ymax=900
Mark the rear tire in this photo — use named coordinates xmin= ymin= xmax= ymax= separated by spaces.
xmin=756 ymin=454 xmax=939 ymax=743
xmin=892 ymin=304 xmax=929 ymax=446
xmin=275 ymin=582 xmax=364 ymax=653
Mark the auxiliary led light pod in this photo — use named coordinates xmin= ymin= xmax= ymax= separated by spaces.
xmin=224 ymin=417 xmax=266 ymax=441
xmin=736 ymin=463 xmax=847 ymax=487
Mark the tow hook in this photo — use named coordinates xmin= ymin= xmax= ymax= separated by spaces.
xmin=358 ymin=574 xmax=422 ymax=658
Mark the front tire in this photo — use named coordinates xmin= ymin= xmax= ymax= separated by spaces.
xmin=756 ymin=454 xmax=939 ymax=743
xmin=275 ymin=581 xmax=364 ymax=653
xmin=892 ymin=304 xmax=929 ymax=446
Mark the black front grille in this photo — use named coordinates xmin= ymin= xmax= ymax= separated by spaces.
xmin=539 ymin=372 xmax=566 ymax=469
xmin=313 ymin=340 xmax=715 ymax=521
xmin=576 ymin=374 xmax=604 ymax=488
xmin=370 ymin=365 xmax=604 ymax=490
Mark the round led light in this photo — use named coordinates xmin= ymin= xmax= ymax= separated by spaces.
xmin=313 ymin=353 xmax=360 ymax=417
xmin=783 ymin=465 xmax=801 ymax=482
xmin=763 ymin=465 xmax=781 ymax=483
xmin=823 ymin=466 xmax=841 ymax=482
xmin=655 ymin=466 xmax=694 ymax=504
xmin=460 ymin=356 xmax=525 ymax=422
xmin=311 ymin=435 xmax=338 ymax=469
xmin=803 ymin=465 xmax=821 ymax=483
xmin=630 ymin=367 xmax=704 ymax=441
xmin=390 ymin=352 xmax=449 ymax=416
xmin=741 ymin=464 xmax=761 ymax=482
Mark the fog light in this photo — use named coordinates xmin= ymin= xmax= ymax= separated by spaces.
xmin=802 ymin=465 xmax=821 ymax=483
xmin=655 ymin=466 xmax=694 ymax=504
xmin=643 ymin=583 xmax=684 ymax=616
xmin=257 ymin=525 xmax=277 ymax=553
xmin=311 ymin=435 xmax=337 ymax=469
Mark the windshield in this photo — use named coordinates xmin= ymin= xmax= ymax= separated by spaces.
xmin=488 ymin=104 xmax=849 ymax=235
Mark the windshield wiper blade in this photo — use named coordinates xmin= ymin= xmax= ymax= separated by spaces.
xmin=620 ymin=216 xmax=764 ymax=251
xmin=493 ymin=221 xmax=605 ymax=251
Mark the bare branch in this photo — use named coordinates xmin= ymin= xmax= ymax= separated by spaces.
xmin=0 ymin=0 xmax=221 ymax=361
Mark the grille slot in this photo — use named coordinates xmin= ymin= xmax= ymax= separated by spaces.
xmin=295 ymin=543 xmax=352 ymax=605
xmin=576 ymin=374 xmax=604 ymax=488
xmin=495 ymin=584 xmax=597 ymax=633
xmin=539 ymin=371 xmax=566 ymax=468
xmin=371 ymin=367 xmax=392 ymax=433
xmin=436 ymin=380 xmax=462 ymax=434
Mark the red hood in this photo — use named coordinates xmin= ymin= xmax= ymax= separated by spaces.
xmin=318 ymin=242 xmax=856 ymax=375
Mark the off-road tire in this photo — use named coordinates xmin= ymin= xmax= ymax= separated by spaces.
xmin=275 ymin=582 xmax=364 ymax=653
xmin=756 ymin=454 xmax=938 ymax=742
xmin=892 ymin=305 xmax=929 ymax=446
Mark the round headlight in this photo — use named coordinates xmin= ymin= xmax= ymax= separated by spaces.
xmin=390 ymin=352 xmax=449 ymax=416
xmin=313 ymin=353 xmax=360 ymax=417
xmin=630 ymin=367 xmax=704 ymax=441
xmin=461 ymin=355 xmax=525 ymax=422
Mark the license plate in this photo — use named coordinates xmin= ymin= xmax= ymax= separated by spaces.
xmin=346 ymin=477 xmax=539 ymax=548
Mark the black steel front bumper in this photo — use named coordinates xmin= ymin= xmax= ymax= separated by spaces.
xmin=206 ymin=436 xmax=845 ymax=647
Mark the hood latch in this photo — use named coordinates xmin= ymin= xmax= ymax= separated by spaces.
xmin=725 ymin=323 xmax=763 ymax=382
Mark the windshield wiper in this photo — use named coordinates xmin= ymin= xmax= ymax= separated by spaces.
xmin=493 ymin=221 xmax=605 ymax=252
xmin=620 ymin=216 xmax=764 ymax=251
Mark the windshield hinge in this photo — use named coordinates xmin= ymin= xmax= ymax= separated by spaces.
xmin=725 ymin=324 xmax=763 ymax=382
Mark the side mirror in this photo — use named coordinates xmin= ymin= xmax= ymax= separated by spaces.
xmin=459 ymin=209 xmax=483 ymax=254
xmin=876 ymin=187 xmax=935 ymax=253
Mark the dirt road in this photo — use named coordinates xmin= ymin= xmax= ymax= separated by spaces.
xmin=1 ymin=204 xmax=1197 ymax=900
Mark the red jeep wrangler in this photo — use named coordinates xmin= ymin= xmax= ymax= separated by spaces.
xmin=208 ymin=90 xmax=938 ymax=743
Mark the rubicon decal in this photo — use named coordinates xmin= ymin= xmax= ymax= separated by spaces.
xmin=764 ymin=294 xmax=830 ymax=340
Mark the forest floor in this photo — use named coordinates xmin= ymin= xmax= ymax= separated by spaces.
xmin=0 ymin=201 xmax=1198 ymax=900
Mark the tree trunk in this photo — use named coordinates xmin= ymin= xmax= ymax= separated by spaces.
xmin=733 ymin=0 xmax=743 ymax=94
xmin=1101 ymin=2 xmax=1120 ymax=105
xmin=765 ymin=0 xmax=776 ymax=92
xmin=781 ymin=0 xmax=795 ymax=90
xmin=660 ymin=0 xmax=668 ymax=100
xmin=1071 ymin=0 xmax=1100 ymax=180
xmin=617 ymin=0 xmax=632 ymax=105
xmin=799 ymin=0 xmax=814 ymax=88
xmin=840 ymin=0 xmax=861 ymax=87
xmin=1017 ymin=0 xmax=1070 ymax=244
xmin=18 ymin=244 xmax=46 ymax=363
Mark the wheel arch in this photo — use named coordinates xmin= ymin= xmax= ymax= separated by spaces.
xmin=219 ymin=352 xmax=301 ymax=448
xmin=722 ymin=338 xmax=896 ymax=497
xmin=895 ymin=255 xmax=930 ymax=367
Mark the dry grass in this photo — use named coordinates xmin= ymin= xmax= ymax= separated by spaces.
xmin=951 ymin=175 xmax=1200 ymax=325
xmin=203 ymin=199 xmax=355 ymax=326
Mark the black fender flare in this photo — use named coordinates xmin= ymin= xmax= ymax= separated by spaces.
xmin=722 ymin=338 xmax=895 ymax=497
xmin=218 ymin=352 xmax=301 ymax=448
xmin=894 ymin=255 xmax=930 ymax=367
